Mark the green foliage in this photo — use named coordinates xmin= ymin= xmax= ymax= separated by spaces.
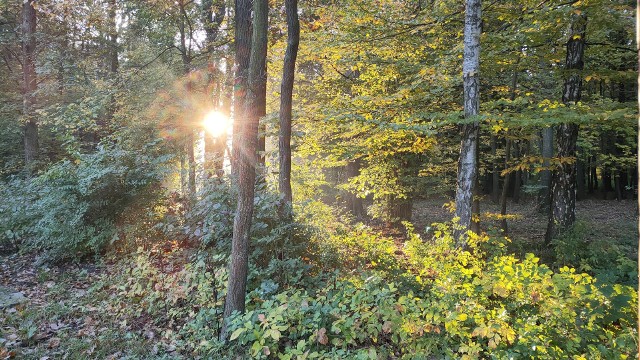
xmin=188 ymin=223 xmax=637 ymax=359
xmin=177 ymin=179 xmax=309 ymax=290
xmin=0 ymin=141 xmax=170 ymax=262
xmin=552 ymin=222 xmax=638 ymax=286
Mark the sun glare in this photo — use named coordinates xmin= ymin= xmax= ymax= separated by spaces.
xmin=202 ymin=111 xmax=229 ymax=137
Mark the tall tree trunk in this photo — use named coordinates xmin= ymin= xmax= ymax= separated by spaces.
xmin=576 ymin=151 xmax=586 ymax=200
xmin=231 ymin=0 xmax=253 ymax=176
xmin=500 ymin=136 xmax=512 ymax=233
xmin=22 ymin=0 xmax=38 ymax=166
xmin=545 ymin=14 xmax=586 ymax=244
xmin=108 ymin=0 xmax=118 ymax=74
xmin=490 ymin=134 xmax=499 ymax=203
xmin=344 ymin=159 xmax=364 ymax=218
xmin=538 ymin=127 xmax=554 ymax=212
xmin=278 ymin=0 xmax=299 ymax=211
xmin=453 ymin=0 xmax=481 ymax=241
xmin=222 ymin=0 xmax=267 ymax=341
xmin=188 ymin=132 xmax=196 ymax=195
xmin=512 ymin=141 xmax=521 ymax=203
xmin=100 ymin=0 xmax=118 ymax=143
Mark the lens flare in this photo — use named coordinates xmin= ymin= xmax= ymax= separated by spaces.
xmin=203 ymin=111 xmax=229 ymax=137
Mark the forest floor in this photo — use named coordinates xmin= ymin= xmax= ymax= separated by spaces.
xmin=412 ymin=197 xmax=639 ymax=264
xmin=0 ymin=198 xmax=637 ymax=358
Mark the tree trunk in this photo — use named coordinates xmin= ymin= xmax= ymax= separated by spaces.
xmin=222 ymin=0 xmax=267 ymax=341
xmin=576 ymin=152 xmax=586 ymax=200
xmin=108 ymin=0 xmax=118 ymax=74
xmin=188 ymin=132 xmax=196 ymax=195
xmin=345 ymin=159 xmax=364 ymax=218
xmin=278 ymin=0 xmax=299 ymax=210
xmin=545 ymin=14 xmax=586 ymax=244
xmin=453 ymin=0 xmax=481 ymax=241
xmin=538 ymin=127 xmax=554 ymax=212
xmin=386 ymin=196 xmax=412 ymax=227
xmin=512 ymin=141 xmax=521 ymax=204
xmin=231 ymin=0 xmax=253 ymax=176
xmin=490 ymin=134 xmax=499 ymax=203
xmin=500 ymin=137 xmax=512 ymax=233
xmin=22 ymin=0 xmax=38 ymax=166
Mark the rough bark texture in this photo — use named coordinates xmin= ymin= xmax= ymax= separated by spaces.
xmin=545 ymin=14 xmax=586 ymax=244
xmin=222 ymin=0 xmax=267 ymax=340
xmin=453 ymin=0 xmax=481 ymax=241
xmin=231 ymin=0 xmax=253 ymax=176
xmin=22 ymin=0 xmax=38 ymax=166
xmin=278 ymin=0 xmax=299 ymax=209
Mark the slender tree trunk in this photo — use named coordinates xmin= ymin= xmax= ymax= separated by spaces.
xmin=222 ymin=0 xmax=267 ymax=341
xmin=278 ymin=0 xmax=299 ymax=211
xmin=538 ymin=127 xmax=554 ymax=212
xmin=345 ymin=159 xmax=365 ymax=218
xmin=180 ymin=154 xmax=187 ymax=197
xmin=500 ymin=137 xmax=512 ymax=233
xmin=545 ymin=14 xmax=586 ymax=243
xmin=22 ymin=0 xmax=38 ymax=166
xmin=453 ymin=0 xmax=481 ymax=241
xmin=188 ymin=132 xmax=196 ymax=195
xmin=231 ymin=0 xmax=253 ymax=176
xmin=576 ymin=152 xmax=586 ymax=200
xmin=108 ymin=0 xmax=118 ymax=74
xmin=512 ymin=141 xmax=521 ymax=203
xmin=490 ymin=134 xmax=499 ymax=203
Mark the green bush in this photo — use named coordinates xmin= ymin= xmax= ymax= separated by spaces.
xmin=553 ymin=222 xmax=638 ymax=286
xmin=0 ymin=141 xmax=169 ymax=262
xmin=212 ymin=225 xmax=638 ymax=359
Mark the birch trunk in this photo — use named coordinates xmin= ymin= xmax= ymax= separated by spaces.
xmin=453 ymin=0 xmax=481 ymax=241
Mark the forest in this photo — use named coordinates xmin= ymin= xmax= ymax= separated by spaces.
xmin=0 ymin=0 xmax=638 ymax=358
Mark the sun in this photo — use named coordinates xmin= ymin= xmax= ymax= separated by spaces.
xmin=202 ymin=111 xmax=230 ymax=137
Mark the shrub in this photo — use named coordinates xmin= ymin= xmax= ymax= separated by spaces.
xmin=214 ymin=225 xmax=638 ymax=359
xmin=0 ymin=141 xmax=170 ymax=262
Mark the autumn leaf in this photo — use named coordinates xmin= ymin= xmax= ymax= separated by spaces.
xmin=316 ymin=327 xmax=328 ymax=345
xmin=382 ymin=321 xmax=392 ymax=334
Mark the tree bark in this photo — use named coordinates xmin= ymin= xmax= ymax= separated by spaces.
xmin=538 ymin=127 xmax=554 ymax=212
xmin=512 ymin=141 xmax=521 ymax=203
xmin=490 ymin=134 xmax=499 ymax=203
xmin=222 ymin=0 xmax=267 ymax=341
xmin=500 ymin=136 xmax=512 ymax=233
xmin=278 ymin=0 xmax=299 ymax=211
xmin=453 ymin=0 xmax=481 ymax=241
xmin=344 ymin=159 xmax=365 ymax=218
xmin=545 ymin=14 xmax=586 ymax=244
xmin=22 ymin=0 xmax=38 ymax=166
xmin=108 ymin=0 xmax=119 ymax=74
xmin=231 ymin=0 xmax=253 ymax=176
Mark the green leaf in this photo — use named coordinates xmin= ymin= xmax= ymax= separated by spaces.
xmin=229 ymin=328 xmax=244 ymax=341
